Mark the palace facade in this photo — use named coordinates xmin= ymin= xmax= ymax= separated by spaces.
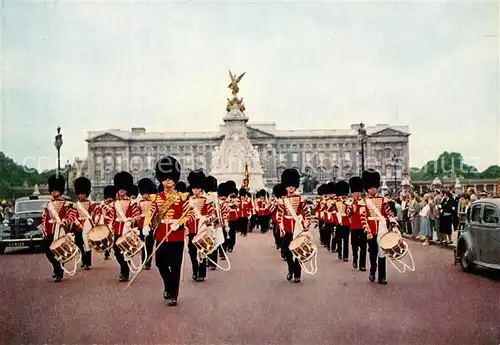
xmin=79 ymin=122 xmax=410 ymax=200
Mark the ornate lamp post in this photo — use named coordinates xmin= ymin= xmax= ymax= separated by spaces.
xmin=387 ymin=153 xmax=401 ymax=196
xmin=357 ymin=122 xmax=367 ymax=174
xmin=400 ymin=170 xmax=412 ymax=195
xmin=65 ymin=160 xmax=71 ymax=194
xmin=431 ymin=177 xmax=442 ymax=192
xmin=54 ymin=127 xmax=63 ymax=177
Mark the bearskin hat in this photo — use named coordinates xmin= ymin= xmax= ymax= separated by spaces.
xmin=218 ymin=182 xmax=229 ymax=197
xmin=273 ymin=184 xmax=285 ymax=198
xmin=362 ymin=169 xmax=381 ymax=191
xmin=187 ymin=170 xmax=206 ymax=189
xmin=246 ymin=192 xmax=251 ymax=197
xmin=336 ymin=181 xmax=350 ymax=197
xmin=155 ymin=156 xmax=181 ymax=183
xmin=74 ymin=177 xmax=91 ymax=196
xmin=326 ymin=181 xmax=336 ymax=195
xmin=239 ymin=187 xmax=247 ymax=197
xmin=205 ymin=176 xmax=218 ymax=193
xmin=256 ymin=189 xmax=266 ymax=198
xmin=317 ymin=184 xmax=326 ymax=196
xmin=349 ymin=176 xmax=363 ymax=193
xmin=187 ymin=185 xmax=193 ymax=195
xmin=158 ymin=183 xmax=164 ymax=193
xmin=48 ymin=174 xmax=65 ymax=195
xmin=138 ymin=178 xmax=155 ymax=195
xmin=175 ymin=181 xmax=187 ymax=193
xmin=225 ymin=180 xmax=236 ymax=191
xmin=281 ymin=168 xmax=300 ymax=188
xmin=113 ymin=171 xmax=133 ymax=192
xmin=103 ymin=185 xmax=116 ymax=200
xmin=127 ymin=185 xmax=139 ymax=198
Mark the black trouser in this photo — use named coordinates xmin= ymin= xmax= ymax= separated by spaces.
xmin=156 ymin=241 xmax=184 ymax=299
xmin=350 ymin=229 xmax=367 ymax=269
xmin=325 ymin=223 xmax=336 ymax=251
xmin=272 ymin=220 xmax=282 ymax=248
xmin=104 ymin=249 xmax=111 ymax=258
xmin=282 ymin=232 xmax=301 ymax=278
xmin=227 ymin=220 xmax=238 ymax=250
xmin=319 ymin=220 xmax=329 ymax=247
xmin=336 ymin=225 xmax=350 ymax=259
xmin=113 ymin=234 xmax=130 ymax=279
xmin=43 ymin=235 xmax=63 ymax=277
xmin=238 ymin=217 xmax=248 ymax=236
xmin=74 ymin=232 xmax=92 ymax=267
xmin=139 ymin=230 xmax=155 ymax=268
xmin=188 ymin=233 xmax=206 ymax=278
xmin=368 ymin=235 xmax=387 ymax=281
xmin=249 ymin=215 xmax=258 ymax=232
xmin=258 ymin=215 xmax=270 ymax=233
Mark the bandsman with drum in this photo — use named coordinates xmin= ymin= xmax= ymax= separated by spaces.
xmin=348 ymin=176 xmax=367 ymax=271
xmin=72 ymin=177 xmax=101 ymax=270
xmin=269 ymin=184 xmax=285 ymax=252
xmin=100 ymin=185 xmax=115 ymax=260
xmin=276 ymin=168 xmax=311 ymax=283
xmin=142 ymin=156 xmax=195 ymax=306
xmin=41 ymin=174 xmax=77 ymax=282
xmin=335 ymin=181 xmax=351 ymax=262
xmin=359 ymin=169 xmax=397 ymax=284
xmin=103 ymin=172 xmax=141 ymax=282
xmin=207 ymin=182 xmax=230 ymax=270
xmin=186 ymin=170 xmax=216 ymax=282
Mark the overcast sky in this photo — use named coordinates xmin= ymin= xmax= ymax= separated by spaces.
xmin=2 ymin=0 xmax=499 ymax=172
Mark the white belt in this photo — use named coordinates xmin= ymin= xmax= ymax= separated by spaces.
xmin=161 ymin=219 xmax=180 ymax=223
xmin=368 ymin=217 xmax=380 ymax=220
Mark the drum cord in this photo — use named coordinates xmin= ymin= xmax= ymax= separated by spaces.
xmin=379 ymin=228 xmax=416 ymax=273
xmin=294 ymin=248 xmax=318 ymax=275
xmin=203 ymin=245 xmax=231 ymax=272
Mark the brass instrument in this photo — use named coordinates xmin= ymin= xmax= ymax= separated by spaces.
xmin=335 ymin=197 xmax=346 ymax=215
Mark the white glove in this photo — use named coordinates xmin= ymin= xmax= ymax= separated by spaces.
xmin=142 ymin=226 xmax=151 ymax=237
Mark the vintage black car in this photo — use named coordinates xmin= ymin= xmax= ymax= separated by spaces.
xmin=0 ymin=195 xmax=71 ymax=254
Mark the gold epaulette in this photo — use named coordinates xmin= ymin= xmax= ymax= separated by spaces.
xmin=180 ymin=192 xmax=189 ymax=201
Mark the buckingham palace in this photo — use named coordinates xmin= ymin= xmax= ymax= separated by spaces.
xmin=79 ymin=122 xmax=410 ymax=199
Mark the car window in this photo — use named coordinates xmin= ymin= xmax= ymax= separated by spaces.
xmin=14 ymin=201 xmax=48 ymax=213
xmin=470 ymin=204 xmax=482 ymax=223
xmin=483 ymin=205 xmax=500 ymax=224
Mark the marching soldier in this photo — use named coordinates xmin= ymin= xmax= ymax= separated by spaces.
xmin=255 ymin=189 xmax=269 ymax=233
xmin=349 ymin=176 xmax=367 ymax=271
xmin=142 ymin=156 xmax=195 ymax=306
xmin=41 ymin=174 xmax=77 ymax=282
xmin=269 ymin=184 xmax=285 ymax=251
xmin=335 ymin=181 xmax=351 ymax=261
xmin=276 ymin=168 xmax=311 ymax=283
xmin=314 ymin=184 xmax=327 ymax=248
xmin=72 ymin=177 xmax=101 ymax=270
xmin=324 ymin=182 xmax=337 ymax=252
xmin=103 ymin=172 xmax=141 ymax=282
xmin=238 ymin=188 xmax=251 ymax=236
xmin=137 ymin=178 xmax=157 ymax=270
xmin=226 ymin=181 xmax=239 ymax=252
xmin=208 ymin=182 xmax=230 ymax=269
xmin=100 ymin=185 xmax=115 ymax=260
xmin=186 ymin=170 xmax=216 ymax=282
xmin=359 ymin=169 xmax=397 ymax=284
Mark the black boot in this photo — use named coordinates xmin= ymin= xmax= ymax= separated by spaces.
xmin=286 ymin=273 xmax=293 ymax=281
xmin=378 ymin=257 xmax=387 ymax=285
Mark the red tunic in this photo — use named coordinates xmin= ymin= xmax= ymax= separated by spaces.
xmin=238 ymin=196 xmax=252 ymax=218
xmin=349 ymin=198 xmax=363 ymax=230
xmin=105 ymin=198 xmax=141 ymax=236
xmin=186 ymin=195 xmax=216 ymax=234
xmin=336 ymin=196 xmax=352 ymax=227
xmin=256 ymin=199 xmax=268 ymax=216
xmin=41 ymin=199 xmax=78 ymax=236
xmin=137 ymin=196 xmax=154 ymax=229
xmin=144 ymin=191 xmax=195 ymax=242
xmin=276 ymin=194 xmax=311 ymax=233
xmin=72 ymin=200 xmax=102 ymax=231
xmin=323 ymin=197 xmax=337 ymax=225
xmin=359 ymin=196 xmax=395 ymax=235
xmin=268 ymin=198 xmax=279 ymax=223
xmin=227 ymin=197 xmax=240 ymax=222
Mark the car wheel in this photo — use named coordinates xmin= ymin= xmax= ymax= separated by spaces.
xmin=0 ymin=244 xmax=5 ymax=254
xmin=460 ymin=246 xmax=475 ymax=273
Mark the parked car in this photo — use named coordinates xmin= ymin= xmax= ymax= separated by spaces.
xmin=455 ymin=199 xmax=500 ymax=272
xmin=0 ymin=195 xmax=71 ymax=254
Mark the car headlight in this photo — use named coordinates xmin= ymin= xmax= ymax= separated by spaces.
xmin=2 ymin=220 xmax=9 ymax=227
xmin=27 ymin=218 xmax=34 ymax=226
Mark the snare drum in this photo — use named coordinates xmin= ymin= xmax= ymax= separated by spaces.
xmin=379 ymin=231 xmax=408 ymax=260
xmin=116 ymin=230 xmax=143 ymax=258
xmin=88 ymin=225 xmax=114 ymax=252
xmin=289 ymin=235 xmax=316 ymax=262
xmin=192 ymin=228 xmax=217 ymax=255
xmin=49 ymin=235 xmax=80 ymax=264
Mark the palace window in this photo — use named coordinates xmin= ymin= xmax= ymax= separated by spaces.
xmin=318 ymin=152 xmax=325 ymax=163
xmin=305 ymin=152 xmax=312 ymax=163
xmin=344 ymin=151 xmax=351 ymax=161
xmin=318 ymin=167 xmax=327 ymax=180
xmin=292 ymin=153 xmax=298 ymax=163
xmin=331 ymin=152 xmax=338 ymax=164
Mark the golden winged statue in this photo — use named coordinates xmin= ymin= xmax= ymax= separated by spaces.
xmin=228 ymin=70 xmax=246 ymax=97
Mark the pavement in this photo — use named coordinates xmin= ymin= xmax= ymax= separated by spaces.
xmin=1 ymin=229 xmax=499 ymax=345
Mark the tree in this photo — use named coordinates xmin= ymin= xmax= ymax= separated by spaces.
xmin=479 ymin=165 xmax=500 ymax=178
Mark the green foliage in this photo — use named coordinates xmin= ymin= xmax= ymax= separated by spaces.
xmin=0 ymin=152 xmax=56 ymax=199
xmin=411 ymin=152 xmax=500 ymax=180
